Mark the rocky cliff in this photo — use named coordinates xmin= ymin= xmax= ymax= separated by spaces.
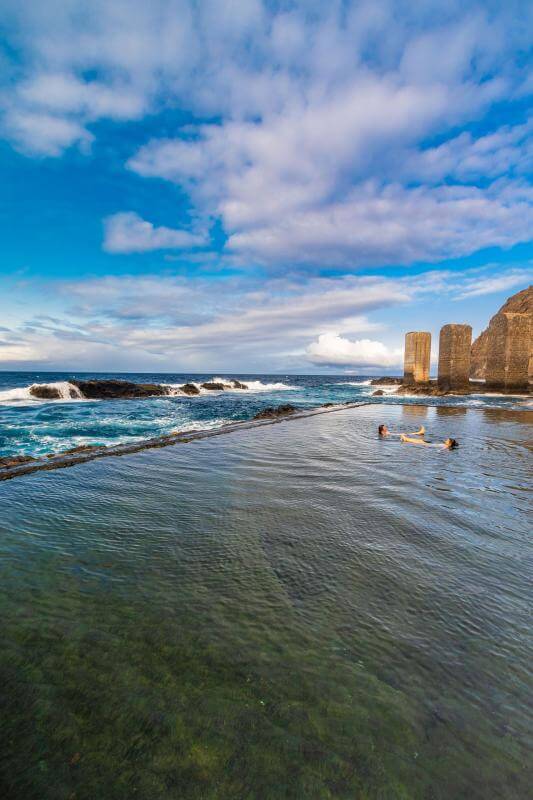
xmin=470 ymin=285 xmax=533 ymax=380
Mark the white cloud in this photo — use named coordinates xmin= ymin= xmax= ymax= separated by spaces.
xmin=1 ymin=1 xmax=531 ymax=268
xmin=103 ymin=213 xmax=207 ymax=254
xmin=4 ymin=110 xmax=93 ymax=156
xmin=1 ymin=266 xmax=530 ymax=370
xmin=456 ymin=268 xmax=533 ymax=299
xmin=402 ymin=118 xmax=533 ymax=183
xmin=225 ymin=181 xmax=533 ymax=267
xmin=306 ymin=333 xmax=403 ymax=368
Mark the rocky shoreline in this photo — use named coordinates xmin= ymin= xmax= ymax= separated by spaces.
xmin=370 ymin=377 xmax=531 ymax=397
xmin=29 ymin=378 xmax=249 ymax=400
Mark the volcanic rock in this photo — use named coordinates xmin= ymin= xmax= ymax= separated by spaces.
xmin=232 ymin=380 xmax=248 ymax=389
xmin=253 ymin=404 xmax=297 ymax=420
xmin=70 ymin=380 xmax=170 ymax=399
xmin=180 ymin=383 xmax=201 ymax=395
xmin=395 ymin=383 xmax=444 ymax=396
xmin=29 ymin=385 xmax=62 ymax=399
xmin=201 ymin=382 xmax=228 ymax=391
xmin=370 ymin=377 xmax=402 ymax=385
xmin=471 ymin=286 xmax=532 ymax=380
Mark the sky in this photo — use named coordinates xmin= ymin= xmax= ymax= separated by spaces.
xmin=0 ymin=0 xmax=532 ymax=374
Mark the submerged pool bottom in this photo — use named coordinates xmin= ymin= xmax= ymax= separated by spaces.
xmin=0 ymin=405 xmax=531 ymax=799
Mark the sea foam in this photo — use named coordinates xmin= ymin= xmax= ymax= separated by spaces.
xmin=0 ymin=381 xmax=85 ymax=404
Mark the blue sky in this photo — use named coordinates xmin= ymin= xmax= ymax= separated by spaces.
xmin=0 ymin=0 xmax=531 ymax=373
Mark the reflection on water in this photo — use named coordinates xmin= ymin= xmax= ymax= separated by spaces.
xmin=0 ymin=405 xmax=531 ymax=799
xmin=434 ymin=405 xmax=468 ymax=417
xmin=399 ymin=404 xmax=429 ymax=420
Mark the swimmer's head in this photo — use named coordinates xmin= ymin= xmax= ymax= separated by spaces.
xmin=378 ymin=424 xmax=388 ymax=436
xmin=445 ymin=438 xmax=459 ymax=449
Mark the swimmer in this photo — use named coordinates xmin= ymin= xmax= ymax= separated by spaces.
xmin=378 ymin=424 xmax=425 ymax=437
xmin=400 ymin=434 xmax=458 ymax=449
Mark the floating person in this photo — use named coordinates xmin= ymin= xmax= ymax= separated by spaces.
xmin=378 ymin=424 xmax=425 ymax=437
xmin=400 ymin=434 xmax=458 ymax=449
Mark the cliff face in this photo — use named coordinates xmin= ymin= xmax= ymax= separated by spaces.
xmin=470 ymin=285 xmax=533 ymax=379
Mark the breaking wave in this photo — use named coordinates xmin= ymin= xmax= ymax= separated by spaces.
xmin=0 ymin=381 xmax=85 ymax=405
xmin=335 ymin=380 xmax=372 ymax=386
xmin=164 ymin=377 xmax=296 ymax=396
xmin=0 ymin=377 xmax=296 ymax=405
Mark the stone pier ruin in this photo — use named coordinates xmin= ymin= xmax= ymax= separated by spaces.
xmin=403 ymin=332 xmax=431 ymax=384
xmin=485 ymin=312 xmax=531 ymax=391
xmin=438 ymin=324 xmax=472 ymax=391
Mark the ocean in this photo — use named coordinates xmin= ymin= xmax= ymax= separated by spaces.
xmin=0 ymin=371 xmax=530 ymax=459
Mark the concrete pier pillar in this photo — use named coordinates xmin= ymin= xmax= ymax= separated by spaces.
xmin=403 ymin=332 xmax=431 ymax=384
xmin=485 ymin=312 xmax=531 ymax=391
xmin=438 ymin=324 xmax=472 ymax=391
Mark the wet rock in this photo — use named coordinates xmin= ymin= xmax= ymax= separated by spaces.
xmin=0 ymin=454 xmax=36 ymax=469
xmin=372 ymin=390 xmax=385 ymax=396
xmin=201 ymin=382 xmax=228 ymax=391
xmin=62 ymin=445 xmax=101 ymax=456
xmin=180 ymin=383 xmax=200 ymax=395
xmin=321 ymin=402 xmax=336 ymax=407
xmin=395 ymin=383 xmax=446 ymax=396
xmin=370 ymin=377 xmax=402 ymax=385
xmin=71 ymin=379 xmax=170 ymax=399
xmin=232 ymin=380 xmax=248 ymax=389
xmin=253 ymin=404 xmax=297 ymax=420
xmin=29 ymin=385 xmax=62 ymax=399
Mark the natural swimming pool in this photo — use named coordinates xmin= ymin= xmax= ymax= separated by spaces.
xmin=0 ymin=404 xmax=531 ymax=799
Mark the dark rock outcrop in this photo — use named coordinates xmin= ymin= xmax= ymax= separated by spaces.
xmin=180 ymin=383 xmax=200 ymax=395
xmin=370 ymin=377 xmax=402 ymax=385
xmin=471 ymin=286 xmax=532 ymax=379
xmin=71 ymin=380 xmax=170 ymax=399
xmin=201 ymin=382 xmax=228 ymax=391
xmin=253 ymin=404 xmax=297 ymax=420
xmin=29 ymin=385 xmax=63 ymax=399
xmin=232 ymin=380 xmax=248 ymax=389
xmin=372 ymin=390 xmax=385 ymax=396
xmin=395 ymin=383 xmax=446 ymax=396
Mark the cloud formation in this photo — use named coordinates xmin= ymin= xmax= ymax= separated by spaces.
xmin=1 ymin=264 xmax=528 ymax=371
xmin=103 ymin=213 xmax=207 ymax=254
xmin=1 ymin=1 xmax=531 ymax=270
xmin=0 ymin=271 xmax=413 ymax=369
xmin=306 ymin=333 xmax=403 ymax=368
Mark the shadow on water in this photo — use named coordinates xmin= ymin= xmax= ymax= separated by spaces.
xmin=0 ymin=404 xmax=531 ymax=799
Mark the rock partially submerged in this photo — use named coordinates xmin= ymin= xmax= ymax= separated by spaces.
xmin=370 ymin=377 xmax=402 ymax=385
xmin=201 ymin=382 xmax=229 ymax=391
xmin=71 ymin=379 xmax=170 ymax=399
xmin=395 ymin=384 xmax=445 ymax=396
xmin=28 ymin=378 xmax=251 ymax=400
xmin=253 ymin=404 xmax=297 ymax=420
xmin=29 ymin=384 xmax=74 ymax=399
xmin=372 ymin=390 xmax=385 ymax=396
xmin=180 ymin=383 xmax=201 ymax=396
